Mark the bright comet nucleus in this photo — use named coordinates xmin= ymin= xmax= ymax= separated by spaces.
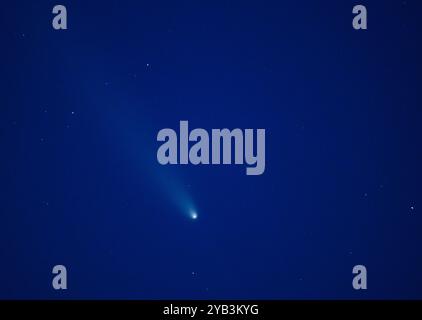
xmin=190 ymin=211 xmax=198 ymax=220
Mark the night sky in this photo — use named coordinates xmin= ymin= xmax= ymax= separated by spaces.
xmin=0 ymin=0 xmax=421 ymax=299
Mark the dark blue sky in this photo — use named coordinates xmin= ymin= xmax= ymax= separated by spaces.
xmin=0 ymin=0 xmax=421 ymax=299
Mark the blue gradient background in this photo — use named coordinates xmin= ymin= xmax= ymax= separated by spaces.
xmin=0 ymin=0 xmax=421 ymax=299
